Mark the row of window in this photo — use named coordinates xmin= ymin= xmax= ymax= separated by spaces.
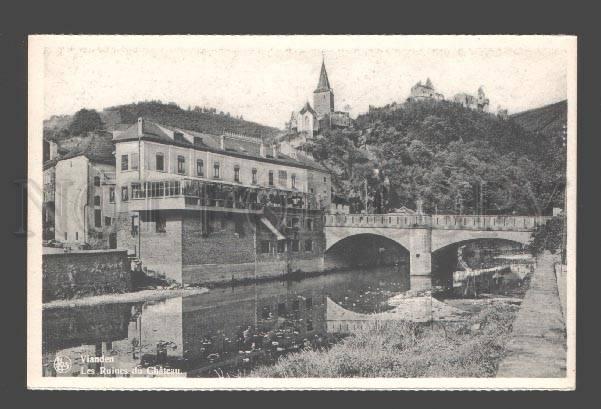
xmin=120 ymin=153 xmax=298 ymax=188
xmin=259 ymin=239 xmax=313 ymax=254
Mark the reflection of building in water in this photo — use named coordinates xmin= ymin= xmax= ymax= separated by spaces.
xmin=42 ymin=267 xmax=410 ymax=377
xmin=42 ymin=303 xmax=131 ymax=377
xmin=43 ymin=286 xmax=329 ymax=377
xmin=129 ymin=297 xmax=185 ymax=367
xmin=181 ymin=287 xmax=328 ymax=375
xmin=43 ymin=303 xmax=131 ymax=355
xmin=43 ymin=299 xmax=188 ymax=377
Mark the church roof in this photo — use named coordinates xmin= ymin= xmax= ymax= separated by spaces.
xmin=314 ymin=60 xmax=331 ymax=92
xmin=299 ymin=102 xmax=316 ymax=115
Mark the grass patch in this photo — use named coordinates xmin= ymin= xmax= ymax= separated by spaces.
xmin=249 ymin=303 xmax=519 ymax=378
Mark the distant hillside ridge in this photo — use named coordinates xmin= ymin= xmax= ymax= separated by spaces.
xmin=510 ymin=100 xmax=567 ymax=139
xmin=44 ymin=101 xmax=281 ymax=140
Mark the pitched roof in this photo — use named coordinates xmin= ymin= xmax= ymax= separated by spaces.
xmin=113 ymin=120 xmax=174 ymax=144
xmin=60 ymin=131 xmax=115 ymax=165
xmin=314 ymin=60 xmax=331 ymax=92
xmin=299 ymin=102 xmax=316 ymax=115
xmin=113 ymin=119 xmax=328 ymax=172
xmin=43 ymin=157 xmax=59 ymax=171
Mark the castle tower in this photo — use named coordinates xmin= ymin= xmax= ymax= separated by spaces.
xmin=313 ymin=59 xmax=335 ymax=118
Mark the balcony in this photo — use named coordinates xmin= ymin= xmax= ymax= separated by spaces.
xmin=126 ymin=179 xmax=319 ymax=213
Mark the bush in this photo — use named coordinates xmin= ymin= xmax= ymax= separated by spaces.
xmin=250 ymin=303 xmax=518 ymax=378
xmin=527 ymin=215 xmax=566 ymax=257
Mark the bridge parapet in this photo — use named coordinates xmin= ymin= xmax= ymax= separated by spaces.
xmin=325 ymin=214 xmax=431 ymax=229
xmin=325 ymin=214 xmax=551 ymax=232
xmin=431 ymin=215 xmax=551 ymax=231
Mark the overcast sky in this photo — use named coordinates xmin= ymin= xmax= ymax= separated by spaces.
xmin=41 ymin=36 xmax=570 ymax=129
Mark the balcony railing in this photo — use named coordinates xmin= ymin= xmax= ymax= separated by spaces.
xmin=128 ymin=180 xmax=319 ymax=211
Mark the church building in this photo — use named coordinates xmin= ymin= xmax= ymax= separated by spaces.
xmin=285 ymin=59 xmax=351 ymax=146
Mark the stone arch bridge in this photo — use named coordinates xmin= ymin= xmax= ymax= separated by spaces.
xmin=324 ymin=214 xmax=550 ymax=276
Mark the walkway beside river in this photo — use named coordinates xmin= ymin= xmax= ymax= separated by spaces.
xmin=496 ymin=252 xmax=566 ymax=377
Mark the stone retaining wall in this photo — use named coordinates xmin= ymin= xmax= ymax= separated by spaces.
xmin=43 ymin=250 xmax=131 ymax=302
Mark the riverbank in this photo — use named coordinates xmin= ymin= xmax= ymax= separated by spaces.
xmin=42 ymin=287 xmax=209 ymax=310
xmin=250 ymin=300 xmax=520 ymax=378
xmin=496 ymin=252 xmax=566 ymax=377
xmin=203 ymin=265 xmax=382 ymax=289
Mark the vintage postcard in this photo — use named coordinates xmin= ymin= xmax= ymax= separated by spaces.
xmin=27 ymin=35 xmax=576 ymax=390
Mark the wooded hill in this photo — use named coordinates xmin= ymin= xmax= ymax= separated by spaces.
xmin=308 ymin=99 xmax=567 ymax=216
xmin=44 ymin=101 xmax=281 ymax=140
xmin=510 ymin=100 xmax=567 ymax=139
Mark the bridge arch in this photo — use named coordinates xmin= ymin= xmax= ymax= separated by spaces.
xmin=324 ymin=232 xmax=410 ymax=270
xmin=325 ymin=227 xmax=411 ymax=252
xmin=430 ymin=229 xmax=532 ymax=253
xmin=431 ymin=237 xmax=528 ymax=288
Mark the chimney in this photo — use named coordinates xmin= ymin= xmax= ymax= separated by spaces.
xmin=272 ymin=145 xmax=277 ymax=158
xmin=220 ymin=134 xmax=225 ymax=150
xmin=49 ymin=140 xmax=58 ymax=160
xmin=137 ymin=117 xmax=144 ymax=137
xmin=260 ymin=143 xmax=265 ymax=157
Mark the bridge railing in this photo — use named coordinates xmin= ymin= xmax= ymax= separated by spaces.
xmin=325 ymin=214 xmax=552 ymax=231
xmin=431 ymin=215 xmax=552 ymax=231
xmin=325 ymin=214 xmax=432 ymax=228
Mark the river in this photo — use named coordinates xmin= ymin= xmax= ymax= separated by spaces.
xmin=42 ymin=242 xmax=531 ymax=377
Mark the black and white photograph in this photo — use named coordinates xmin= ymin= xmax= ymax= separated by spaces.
xmin=27 ymin=35 xmax=576 ymax=390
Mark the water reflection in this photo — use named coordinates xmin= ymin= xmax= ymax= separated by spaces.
xmin=43 ymin=266 xmax=410 ymax=377
xmin=42 ymin=243 xmax=532 ymax=378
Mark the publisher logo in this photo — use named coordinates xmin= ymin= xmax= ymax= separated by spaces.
xmin=53 ymin=355 xmax=72 ymax=374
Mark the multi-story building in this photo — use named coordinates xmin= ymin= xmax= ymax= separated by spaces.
xmin=42 ymin=138 xmax=60 ymax=240
xmin=53 ymin=131 xmax=117 ymax=249
xmin=113 ymin=118 xmax=332 ymax=284
xmin=43 ymin=165 xmax=57 ymax=241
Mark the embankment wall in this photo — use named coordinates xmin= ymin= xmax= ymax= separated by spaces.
xmin=43 ymin=250 xmax=131 ymax=302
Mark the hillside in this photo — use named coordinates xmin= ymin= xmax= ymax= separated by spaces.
xmin=44 ymin=101 xmax=281 ymax=139
xmin=106 ymin=101 xmax=281 ymax=139
xmin=510 ymin=100 xmax=567 ymax=139
xmin=310 ymin=99 xmax=566 ymax=216
xmin=44 ymin=114 xmax=73 ymax=131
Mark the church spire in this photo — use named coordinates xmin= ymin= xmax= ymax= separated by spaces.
xmin=315 ymin=58 xmax=331 ymax=92
xmin=313 ymin=55 xmax=335 ymax=117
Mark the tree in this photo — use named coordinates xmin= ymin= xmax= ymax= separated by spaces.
xmin=68 ymin=109 xmax=104 ymax=136
xmin=313 ymin=99 xmax=566 ymax=215
xmin=527 ymin=216 xmax=566 ymax=259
